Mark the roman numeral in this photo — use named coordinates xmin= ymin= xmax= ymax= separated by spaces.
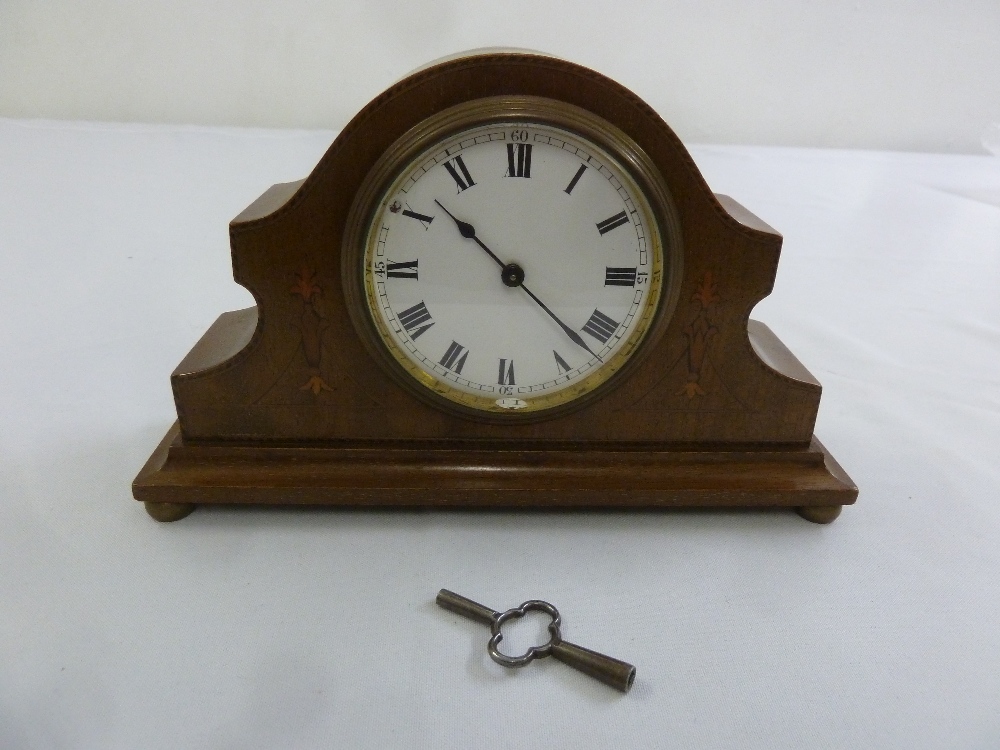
xmin=605 ymin=266 xmax=637 ymax=286
xmin=582 ymin=309 xmax=620 ymax=344
xmin=564 ymin=164 xmax=587 ymax=194
xmin=506 ymin=143 xmax=532 ymax=178
xmin=443 ymin=155 xmax=476 ymax=192
xmin=439 ymin=341 xmax=469 ymax=374
xmin=553 ymin=350 xmax=572 ymax=375
xmin=596 ymin=211 xmax=630 ymax=235
xmin=386 ymin=260 xmax=418 ymax=279
xmin=401 ymin=208 xmax=434 ymax=229
xmin=498 ymin=358 xmax=515 ymax=385
xmin=397 ymin=300 xmax=434 ymax=340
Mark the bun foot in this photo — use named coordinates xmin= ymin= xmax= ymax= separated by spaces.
xmin=795 ymin=505 xmax=842 ymax=524
xmin=144 ymin=501 xmax=196 ymax=522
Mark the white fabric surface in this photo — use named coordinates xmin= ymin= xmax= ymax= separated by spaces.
xmin=1 ymin=118 xmax=998 ymax=749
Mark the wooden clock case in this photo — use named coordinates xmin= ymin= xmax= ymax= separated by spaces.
xmin=133 ymin=51 xmax=857 ymax=523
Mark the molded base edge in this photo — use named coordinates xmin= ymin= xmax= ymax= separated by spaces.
xmin=133 ymin=422 xmax=857 ymax=522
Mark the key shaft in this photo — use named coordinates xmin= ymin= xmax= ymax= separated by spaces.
xmin=436 ymin=589 xmax=498 ymax=625
xmin=550 ymin=640 xmax=636 ymax=693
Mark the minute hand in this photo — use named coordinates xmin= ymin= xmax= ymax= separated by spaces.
xmin=434 ymin=199 xmax=600 ymax=361
xmin=518 ymin=282 xmax=601 ymax=361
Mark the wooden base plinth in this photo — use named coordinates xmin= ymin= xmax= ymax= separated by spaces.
xmin=133 ymin=423 xmax=857 ymax=522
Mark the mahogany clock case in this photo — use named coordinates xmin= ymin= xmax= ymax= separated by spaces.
xmin=132 ymin=51 xmax=858 ymax=524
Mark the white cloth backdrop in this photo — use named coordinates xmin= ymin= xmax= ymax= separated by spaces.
xmin=3 ymin=1 xmax=1000 ymax=153
xmin=1 ymin=118 xmax=998 ymax=748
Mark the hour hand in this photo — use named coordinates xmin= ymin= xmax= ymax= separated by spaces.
xmin=434 ymin=199 xmax=477 ymax=240
xmin=434 ymin=199 xmax=505 ymax=269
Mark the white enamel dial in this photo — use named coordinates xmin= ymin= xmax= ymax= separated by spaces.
xmin=362 ymin=120 xmax=664 ymax=414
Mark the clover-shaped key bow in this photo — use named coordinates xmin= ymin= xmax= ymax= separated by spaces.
xmin=436 ymin=589 xmax=636 ymax=693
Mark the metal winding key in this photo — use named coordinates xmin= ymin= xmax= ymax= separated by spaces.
xmin=436 ymin=589 xmax=636 ymax=693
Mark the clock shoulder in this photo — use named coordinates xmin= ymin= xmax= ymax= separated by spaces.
xmin=169 ymin=51 xmax=821 ymax=445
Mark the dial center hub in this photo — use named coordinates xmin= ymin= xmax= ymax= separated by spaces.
xmin=502 ymin=262 xmax=525 ymax=288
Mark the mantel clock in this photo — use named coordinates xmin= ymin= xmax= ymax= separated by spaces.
xmin=133 ymin=50 xmax=857 ymax=523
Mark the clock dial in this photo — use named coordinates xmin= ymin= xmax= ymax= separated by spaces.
xmin=362 ymin=119 xmax=665 ymax=415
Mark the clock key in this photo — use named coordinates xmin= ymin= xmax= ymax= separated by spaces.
xmin=435 ymin=589 xmax=636 ymax=693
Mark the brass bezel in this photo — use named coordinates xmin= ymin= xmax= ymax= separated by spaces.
xmin=342 ymin=96 xmax=683 ymax=423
